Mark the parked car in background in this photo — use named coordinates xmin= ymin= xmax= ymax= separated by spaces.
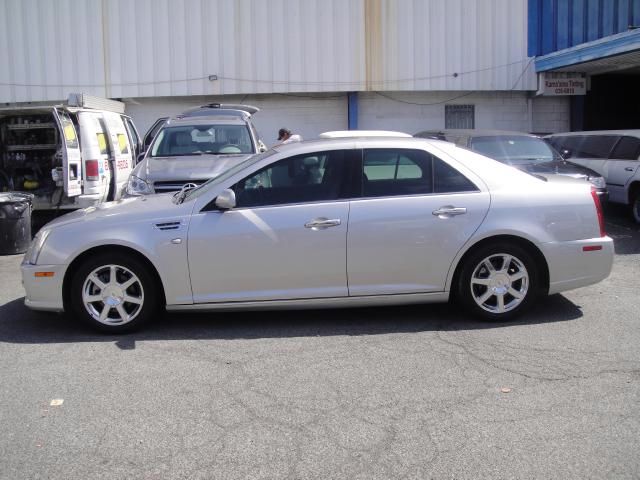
xmin=126 ymin=104 xmax=266 ymax=195
xmin=415 ymin=129 xmax=608 ymax=200
xmin=0 ymin=93 xmax=138 ymax=210
xmin=23 ymin=133 xmax=613 ymax=333
xmin=546 ymin=130 xmax=640 ymax=223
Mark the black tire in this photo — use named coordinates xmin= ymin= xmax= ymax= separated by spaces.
xmin=70 ymin=253 xmax=159 ymax=333
xmin=632 ymin=191 xmax=640 ymax=224
xmin=456 ymin=242 xmax=541 ymax=321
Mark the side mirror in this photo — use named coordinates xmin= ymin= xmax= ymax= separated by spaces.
xmin=214 ymin=189 xmax=236 ymax=210
xmin=561 ymin=148 xmax=572 ymax=159
xmin=258 ymin=140 xmax=267 ymax=153
xmin=136 ymin=152 xmax=145 ymax=164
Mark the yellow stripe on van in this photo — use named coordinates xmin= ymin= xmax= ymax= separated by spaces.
xmin=96 ymin=133 xmax=107 ymax=154
xmin=117 ymin=133 xmax=129 ymax=154
xmin=64 ymin=124 xmax=77 ymax=141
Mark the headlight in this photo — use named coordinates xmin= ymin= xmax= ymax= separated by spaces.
xmin=26 ymin=228 xmax=51 ymax=265
xmin=588 ymin=176 xmax=606 ymax=189
xmin=126 ymin=175 xmax=153 ymax=195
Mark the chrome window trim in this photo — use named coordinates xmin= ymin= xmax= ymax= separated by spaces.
xmin=205 ymin=189 xmax=484 ymax=213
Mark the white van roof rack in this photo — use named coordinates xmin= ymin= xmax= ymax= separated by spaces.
xmin=319 ymin=130 xmax=412 ymax=139
xmin=67 ymin=93 xmax=125 ymax=114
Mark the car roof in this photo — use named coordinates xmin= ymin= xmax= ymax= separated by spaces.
xmin=546 ymin=130 xmax=640 ymax=137
xmin=165 ymin=116 xmax=248 ymax=126
xmin=272 ymin=136 xmax=461 ymax=154
xmin=178 ymin=104 xmax=259 ymax=121
xmin=416 ymin=129 xmax=536 ymax=138
xmin=320 ymin=130 xmax=412 ymax=138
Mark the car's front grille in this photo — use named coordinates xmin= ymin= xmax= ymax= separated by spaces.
xmin=153 ymin=179 xmax=208 ymax=193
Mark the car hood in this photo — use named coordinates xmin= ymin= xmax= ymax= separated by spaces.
xmin=516 ymin=160 xmax=599 ymax=179
xmin=43 ymin=193 xmax=188 ymax=230
xmin=139 ymin=154 xmax=253 ymax=182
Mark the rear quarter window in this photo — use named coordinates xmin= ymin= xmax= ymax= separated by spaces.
xmin=610 ymin=136 xmax=640 ymax=160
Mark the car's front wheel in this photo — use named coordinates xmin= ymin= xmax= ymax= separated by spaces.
xmin=70 ymin=254 xmax=159 ymax=333
xmin=457 ymin=243 xmax=540 ymax=321
xmin=632 ymin=190 xmax=640 ymax=224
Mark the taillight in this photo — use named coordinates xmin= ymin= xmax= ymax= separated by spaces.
xmin=85 ymin=160 xmax=99 ymax=181
xmin=591 ymin=186 xmax=606 ymax=237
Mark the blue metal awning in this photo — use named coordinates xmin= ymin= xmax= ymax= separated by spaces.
xmin=535 ymin=29 xmax=640 ymax=72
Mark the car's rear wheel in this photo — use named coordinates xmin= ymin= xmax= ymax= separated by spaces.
xmin=457 ymin=243 xmax=540 ymax=321
xmin=70 ymin=254 xmax=158 ymax=333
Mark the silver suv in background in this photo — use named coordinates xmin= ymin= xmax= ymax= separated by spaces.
xmin=415 ymin=129 xmax=608 ymax=200
xmin=546 ymin=130 xmax=640 ymax=223
xmin=127 ymin=104 xmax=266 ymax=195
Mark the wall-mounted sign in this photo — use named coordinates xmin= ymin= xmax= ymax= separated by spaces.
xmin=537 ymin=72 xmax=587 ymax=96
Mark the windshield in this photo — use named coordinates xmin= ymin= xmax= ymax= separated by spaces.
xmin=180 ymin=149 xmax=279 ymax=202
xmin=151 ymin=124 xmax=254 ymax=157
xmin=470 ymin=136 xmax=562 ymax=165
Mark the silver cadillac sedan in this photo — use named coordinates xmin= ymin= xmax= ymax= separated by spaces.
xmin=22 ymin=134 xmax=614 ymax=333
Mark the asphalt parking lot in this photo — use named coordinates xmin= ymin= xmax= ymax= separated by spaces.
xmin=0 ymin=205 xmax=639 ymax=479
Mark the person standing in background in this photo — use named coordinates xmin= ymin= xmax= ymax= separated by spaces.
xmin=277 ymin=128 xmax=303 ymax=144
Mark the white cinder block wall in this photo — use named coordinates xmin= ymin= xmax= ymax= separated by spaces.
xmin=358 ymin=91 xmax=570 ymax=134
xmin=531 ymin=96 xmax=571 ymax=134
xmin=124 ymin=91 xmax=570 ymax=145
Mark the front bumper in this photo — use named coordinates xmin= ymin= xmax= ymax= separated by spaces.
xmin=21 ymin=262 xmax=66 ymax=312
xmin=542 ymin=236 xmax=614 ymax=295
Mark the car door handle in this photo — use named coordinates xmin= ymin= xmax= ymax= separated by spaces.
xmin=432 ymin=206 xmax=467 ymax=217
xmin=625 ymin=167 xmax=634 ymax=172
xmin=304 ymin=218 xmax=341 ymax=229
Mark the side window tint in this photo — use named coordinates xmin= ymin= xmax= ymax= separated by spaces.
xmin=233 ymin=150 xmax=347 ymax=208
xmin=362 ymin=149 xmax=432 ymax=197
xmin=433 ymin=158 xmax=478 ymax=193
xmin=577 ymin=136 xmax=618 ymax=158
xmin=610 ymin=136 xmax=640 ymax=160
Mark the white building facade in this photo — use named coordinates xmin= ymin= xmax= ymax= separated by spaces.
xmin=0 ymin=0 xmax=570 ymax=142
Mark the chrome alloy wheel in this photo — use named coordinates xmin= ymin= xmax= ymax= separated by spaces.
xmin=81 ymin=265 xmax=145 ymax=325
xmin=469 ymin=253 xmax=529 ymax=314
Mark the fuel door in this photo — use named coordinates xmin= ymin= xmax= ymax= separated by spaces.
xmin=53 ymin=108 xmax=82 ymax=197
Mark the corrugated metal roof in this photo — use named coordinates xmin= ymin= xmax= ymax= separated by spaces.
xmin=0 ymin=0 xmax=535 ymax=103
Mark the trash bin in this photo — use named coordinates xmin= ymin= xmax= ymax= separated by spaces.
xmin=0 ymin=192 xmax=34 ymax=255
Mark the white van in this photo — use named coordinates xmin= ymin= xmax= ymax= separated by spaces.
xmin=546 ymin=130 xmax=640 ymax=223
xmin=0 ymin=93 xmax=140 ymax=210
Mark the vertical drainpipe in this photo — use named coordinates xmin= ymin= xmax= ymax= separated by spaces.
xmin=101 ymin=0 xmax=111 ymax=98
xmin=360 ymin=0 xmax=382 ymax=132
xmin=348 ymin=92 xmax=358 ymax=130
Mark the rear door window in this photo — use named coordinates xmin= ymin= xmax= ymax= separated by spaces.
xmin=610 ymin=136 xmax=640 ymax=160
xmin=361 ymin=148 xmax=478 ymax=197
xmin=363 ymin=149 xmax=432 ymax=197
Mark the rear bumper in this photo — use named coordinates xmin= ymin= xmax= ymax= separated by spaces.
xmin=75 ymin=193 xmax=103 ymax=209
xmin=541 ymin=236 xmax=614 ymax=295
xmin=595 ymin=189 xmax=608 ymax=203
xmin=21 ymin=262 xmax=65 ymax=312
